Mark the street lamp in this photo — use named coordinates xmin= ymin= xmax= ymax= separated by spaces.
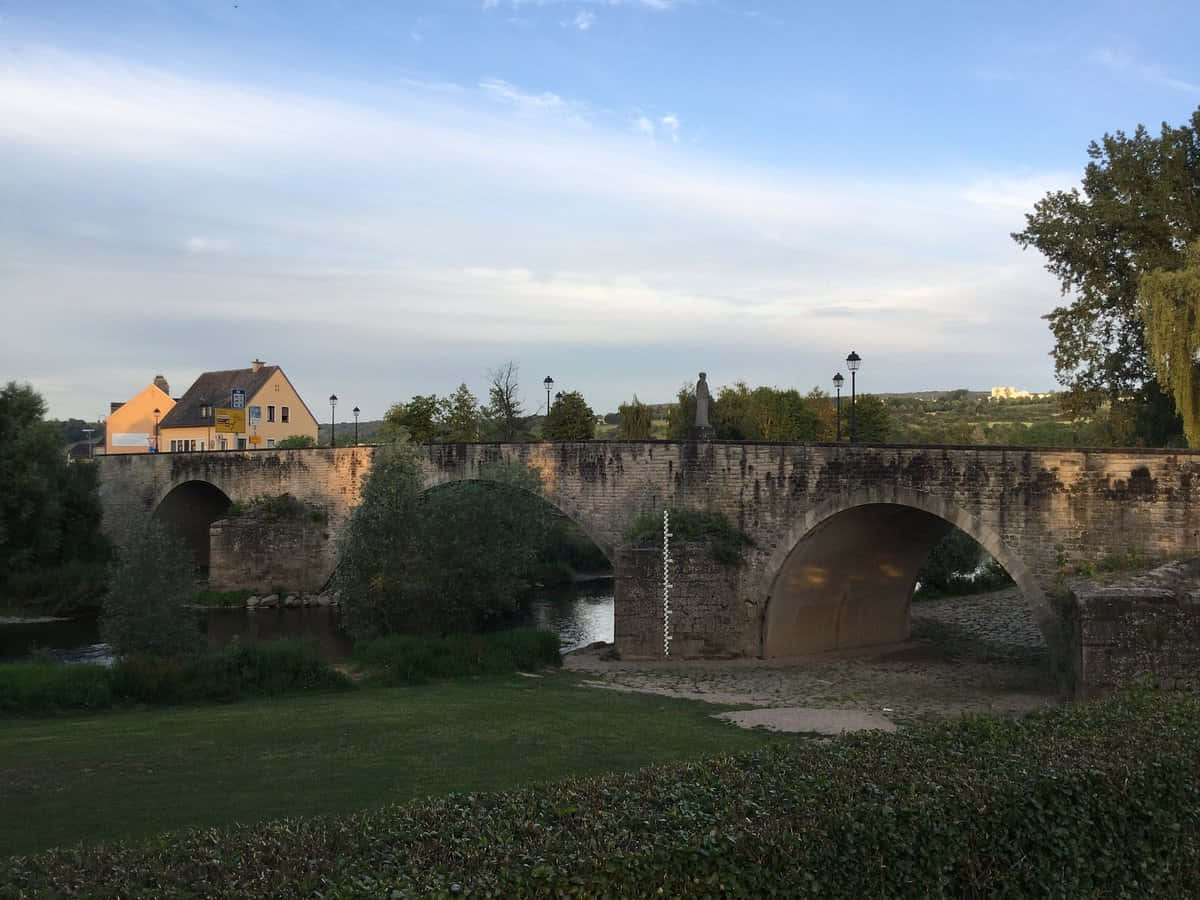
xmin=329 ymin=394 xmax=338 ymax=447
xmin=846 ymin=351 xmax=862 ymax=442
xmin=555 ymin=391 xmax=564 ymax=404
xmin=153 ymin=407 xmax=161 ymax=453
xmin=353 ymin=406 xmax=360 ymax=446
xmin=198 ymin=395 xmax=212 ymax=449
xmin=543 ymin=376 xmax=554 ymax=415
xmin=832 ymin=373 xmax=844 ymax=442
xmin=81 ymin=427 xmax=94 ymax=459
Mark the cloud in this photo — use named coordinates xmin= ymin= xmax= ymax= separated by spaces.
xmin=1 ymin=47 xmax=1063 ymax=418
xmin=183 ymin=236 xmax=232 ymax=254
xmin=660 ymin=113 xmax=679 ymax=142
xmin=568 ymin=10 xmax=596 ymax=29
xmin=1090 ymin=47 xmax=1200 ymax=94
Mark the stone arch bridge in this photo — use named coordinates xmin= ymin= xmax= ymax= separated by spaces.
xmin=97 ymin=441 xmax=1200 ymax=662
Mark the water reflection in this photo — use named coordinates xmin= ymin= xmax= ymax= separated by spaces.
xmin=523 ymin=579 xmax=615 ymax=652
xmin=0 ymin=579 xmax=616 ymax=664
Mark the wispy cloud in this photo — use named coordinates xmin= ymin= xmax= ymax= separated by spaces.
xmin=1090 ymin=47 xmax=1200 ymax=94
xmin=1 ymin=47 xmax=1062 ymax=417
xmin=566 ymin=10 xmax=596 ymax=29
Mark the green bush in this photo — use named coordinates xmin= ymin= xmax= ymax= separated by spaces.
xmin=0 ymin=662 xmax=113 ymax=713
xmin=626 ymin=507 xmax=754 ymax=566
xmin=4 ymin=691 xmax=1200 ymax=896
xmin=100 ymin=519 xmax=204 ymax=659
xmin=187 ymin=639 xmax=352 ymax=700
xmin=354 ymin=629 xmax=561 ymax=685
xmin=1 ymin=640 xmax=352 ymax=714
xmin=1 ymin=558 xmax=111 ymax=614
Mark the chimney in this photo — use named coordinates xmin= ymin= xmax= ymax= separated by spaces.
xmin=153 ymin=374 xmax=170 ymax=395
xmin=251 ymin=359 xmax=264 ymax=373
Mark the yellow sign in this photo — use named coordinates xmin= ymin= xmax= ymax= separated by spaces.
xmin=214 ymin=408 xmax=245 ymax=434
xmin=248 ymin=434 xmax=263 ymax=446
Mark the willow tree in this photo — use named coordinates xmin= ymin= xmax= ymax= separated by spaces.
xmin=1141 ymin=241 xmax=1200 ymax=446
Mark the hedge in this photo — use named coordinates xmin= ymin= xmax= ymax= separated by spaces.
xmin=3 ymin=691 xmax=1199 ymax=896
xmin=353 ymin=628 xmax=562 ymax=685
xmin=0 ymin=639 xmax=352 ymax=714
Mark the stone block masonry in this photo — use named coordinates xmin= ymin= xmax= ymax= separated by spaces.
xmin=1074 ymin=559 xmax=1200 ymax=698
xmin=98 ymin=441 xmax=1200 ymax=661
xmin=208 ymin=503 xmax=331 ymax=594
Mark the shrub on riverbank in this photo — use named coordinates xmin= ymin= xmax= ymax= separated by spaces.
xmin=0 ymin=639 xmax=351 ymax=714
xmin=354 ymin=628 xmax=561 ymax=685
xmin=4 ymin=690 xmax=1198 ymax=896
xmin=0 ymin=661 xmax=113 ymax=712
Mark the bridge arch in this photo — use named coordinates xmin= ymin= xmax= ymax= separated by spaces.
xmin=758 ymin=486 xmax=1050 ymax=658
xmin=152 ymin=479 xmax=233 ymax=571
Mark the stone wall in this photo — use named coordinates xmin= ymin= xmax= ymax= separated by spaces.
xmin=615 ymin=541 xmax=744 ymax=659
xmin=208 ymin=502 xmax=332 ymax=594
xmin=98 ymin=441 xmax=1200 ymax=660
xmin=1075 ymin=560 xmax=1200 ymax=699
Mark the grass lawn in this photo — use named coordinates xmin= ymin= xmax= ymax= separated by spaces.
xmin=0 ymin=673 xmax=789 ymax=856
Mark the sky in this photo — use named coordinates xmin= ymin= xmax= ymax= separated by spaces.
xmin=2 ymin=1 xmax=1199 ymax=421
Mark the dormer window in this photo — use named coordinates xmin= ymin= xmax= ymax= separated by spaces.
xmin=199 ymin=395 xmax=212 ymax=419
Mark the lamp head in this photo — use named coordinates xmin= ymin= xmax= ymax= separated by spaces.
xmin=846 ymin=351 xmax=861 ymax=372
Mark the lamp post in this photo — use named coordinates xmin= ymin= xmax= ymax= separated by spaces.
xmin=555 ymin=391 xmax=564 ymax=404
xmin=543 ymin=376 xmax=554 ymax=416
xmin=82 ymin=427 xmax=94 ymax=459
xmin=153 ymin=407 xmax=160 ymax=453
xmin=846 ymin=351 xmax=861 ymax=442
xmin=199 ymin=395 xmax=211 ymax=449
xmin=353 ymin=406 xmax=360 ymax=445
xmin=329 ymin=394 xmax=338 ymax=447
xmin=832 ymin=373 xmax=844 ymax=442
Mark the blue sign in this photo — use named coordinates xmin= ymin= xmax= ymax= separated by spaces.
xmin=231 ymin=389 xmax=246 ymax=409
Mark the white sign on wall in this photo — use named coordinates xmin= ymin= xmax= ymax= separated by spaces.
xmin=112 ymin=433 xmax=150 ymax=447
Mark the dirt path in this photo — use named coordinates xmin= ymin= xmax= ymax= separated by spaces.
xmin=565 ymin=586 xmax=1060 ymax=733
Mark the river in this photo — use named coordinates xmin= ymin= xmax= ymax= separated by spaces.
xmin=0 ymin=580 xmax=616 ymax=665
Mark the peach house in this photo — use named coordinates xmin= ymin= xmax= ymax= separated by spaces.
xmin=105 ymin=375 xmax=175 ymax=455
xmin=158 ymin=359 xmax=319 ymax=452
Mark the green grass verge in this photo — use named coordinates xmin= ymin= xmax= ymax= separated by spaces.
xmin=3 ymin=691 xmax=1198 ymax=896
xmin=0 ymin=674 xmax=790 ymax=856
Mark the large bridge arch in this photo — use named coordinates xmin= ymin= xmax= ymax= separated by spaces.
xmin=758 ymin=486 xmax=1049 ymax=658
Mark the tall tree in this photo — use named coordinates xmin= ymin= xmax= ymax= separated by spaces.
xmin=1140 ymin=240 xmax=1200 ymax=445
xmin=442 ymin=384 xmax=481 ymax=442
xmin=852 ymin=394 xmax=890 ymax=442
xmin=543 ymin=391 xmax=595 ymax=441
xmin=666 ymin=383 xmax=696 ymax=440
xmin=1012 ymin=108 xmax=1200 ymax=428
xmin=482 ymin=361 xmax=527 ymax=442
xmin=617 ymin=395 xmax=653 ymax=440
xmin=381 ymin=394 xmax=442 ymax=443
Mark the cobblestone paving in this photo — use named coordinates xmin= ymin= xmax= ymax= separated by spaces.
xmin=566 ymin=586 xmax=1058 ymax=729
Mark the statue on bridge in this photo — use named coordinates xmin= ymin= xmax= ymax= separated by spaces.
xmin=691 ymin=372 xmax=714 ymax=440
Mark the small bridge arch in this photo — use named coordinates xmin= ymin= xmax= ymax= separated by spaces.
xmin=152 ymin=478 xmax=234 ymax=571
xmin=758 ymin=486 xmax=1049 ymax=658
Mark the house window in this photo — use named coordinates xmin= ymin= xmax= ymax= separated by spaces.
xmin=281 ymin=406 xmax=290 ymax=424
xmin=200 ymin=441 xmax=205 ymax=451
xmin=169 ymin=440 xmax=176 ymax=452
xmin=267 ymin=439 xmax=275 ymax=448
xmin=219 ymin=438 xmax=228 ymax=450
xmin=190 ymin=440 xmax=197 ymax=451
xmin=237 ymin=438 xmax=247 ymax=450
xmin=267 ymin=405 xmax=276 ymax=423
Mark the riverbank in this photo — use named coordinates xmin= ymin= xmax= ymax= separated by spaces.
xmin=567 ymin=585 xmax=1057 ymax=729
xmin=0 ymin=673 xmax=793 ymax=856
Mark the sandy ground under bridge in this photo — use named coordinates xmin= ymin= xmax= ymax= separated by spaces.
xmin=565 ymin=586 xmax=1060 ymax=734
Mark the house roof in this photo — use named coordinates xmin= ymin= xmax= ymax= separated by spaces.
xmin=159 ymin=365 xmax=280 ymax=429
